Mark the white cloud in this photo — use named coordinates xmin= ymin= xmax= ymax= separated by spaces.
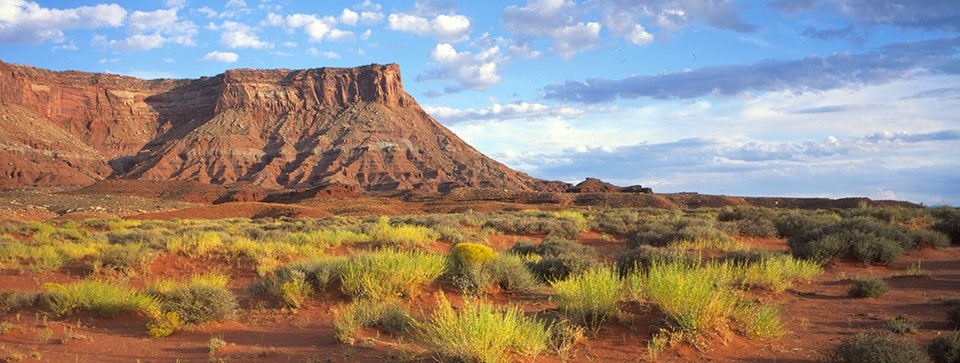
xmin=419 ymin=43 xmax=501 ymax=93
xmin=501 ymin=0 xmax=602 ymax=58
xmin=424 ymin=102 xmax=584 ymax=124
xmin=551 ymin=22 xmax=602 ymax=59
xmin=307 ymin=48 xmax=340 ymax=59
xmin=197 ymin=6 xmax=217 ymax=18
xmin=93 ymin=7 xmax=196 ymax=52
xmin=360 ymin=10 xmax=384 ymax=24
xmin=98 ymin=33 xmax=166 ymax=52
xmin=219 ymin=0 xmax=251 ymax=18
xmin=199 ymin=50 xmax=238 ymax=62
xmin=219 ymin=21 xmax=271 ymax=48
xmin=0 ymin=0 xmax=126 ymax=44
xmin=388 ymin=13 xmax=471 ymax=42
xmin=164 ymin=0 xmax=186 ymax=9
xmin=340 ymin=8 xmax=359 ymax=26
xmin=269 ymin=13 xmax=356 ymax=42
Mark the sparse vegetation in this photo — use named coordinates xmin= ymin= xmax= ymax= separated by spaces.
xmin=848 ymin=278 xmax=890 ymax=298
xmin=339 ymin=249 xmax=446 ymax=300
xmin=551 ymin=268 xmax=622 ymax=329
xmin=885 ymin=316 xmax=921 ymax=334
xmin=418 ymin=293 xmax=550 ymax=363
xmin=927 ymin=331 xmax=960 ymax=363
xmin=42 ymin=280 xmax=160 ymax=318
xmin=823 ymin=332 xmax=929 ymax=363
xmin=333 ymin=299 xmax=413 ymax=344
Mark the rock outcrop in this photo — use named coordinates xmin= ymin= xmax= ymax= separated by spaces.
xmin=0 ymin=60 xmax=568 ymax=192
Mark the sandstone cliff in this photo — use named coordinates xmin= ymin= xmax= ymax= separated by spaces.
xmin=0 ymin=61 xmax=567 ymax=192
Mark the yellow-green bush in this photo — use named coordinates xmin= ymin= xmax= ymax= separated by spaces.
xmin=551 ymin=268 xmax=623 ymax=329
xmin=340 ymin=250 xmax=446 ymax=300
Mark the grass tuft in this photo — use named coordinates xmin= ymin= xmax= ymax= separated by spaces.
xmin=551 ymin=268 xmax=622 ymax=330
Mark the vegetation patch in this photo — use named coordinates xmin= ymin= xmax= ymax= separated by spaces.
xmin=823 ymin=332 xmax=928 ymax=363
xmin=339 ymin=250 xmax=445 ymax=300
xmin=848 ymin=278 xmax=890 ymax=298
xmin=333 ymin=299 xmax=414 ymax=344
xmin=551 ymin=268 xmax=622 ymax=330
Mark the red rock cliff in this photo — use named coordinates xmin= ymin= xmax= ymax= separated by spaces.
xmin=0 ymin=60 xmax=567 ymax=192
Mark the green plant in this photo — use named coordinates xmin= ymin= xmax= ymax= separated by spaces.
xmin=208 ymin=335 xmax=227 ymax=362
xmin=487 ymin=253 xmax=540 ymax=294
xmin=94 ymin=242 xmax=155 ymax=274
xmin=734 ymin=303 xmax=784 ymax=339
xmin=927 ymin=331 xmax=960 ymax=363
xmin=616 ymin=245 xmax=697 ymax=275
xmin=948 ymin=305 xmax=960 ymax=328
xmin=885 ymin=316 xmax=920 ymax=334
xmin=42 ymin=280 xmax=160 ymax=318
xmin=734 ymin=255 xmax=821 ymax=292
xmin=0 ymin=291 xmax=36 ymax=313
xmin=448 ymin=243 xmax=497 ymax=295
xmin=36 ymin=327 xmax=53 ymax=343
xmin=549 ymin=320 xmax=585 ymax=362
xmin=508 ymin=237 xmax=597 ymax=281
xmin=418 ymin=293 xmax=549 ymax=363
xmin=551 ymin=268 xmax=622 ymax=330
xmin=848 ymin=278 xmax=889 ymax=298
xmin=339 ymin=250 xmax=446 ymax=300
xmin=368 ymin=217 xmax=438 ymax=250
xmin=0 ymin=321 xmax=20 ymax=334
xmin=823 ymin=332 xmax=929 ymax=363
xmin=155 ymin=277 xmax=238 ymax=325
xmin=639 ymin=262 xmax=740 ymax=337
xmin=333 ymin=299 xmax=413 ymax=344
xmin=146 ymin=311 xmax=182 ymax=338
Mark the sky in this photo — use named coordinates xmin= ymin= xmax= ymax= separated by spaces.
xmin=0 ymin=0 xmax=958 ymax=205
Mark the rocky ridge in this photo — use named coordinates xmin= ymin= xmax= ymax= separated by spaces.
xmin=0 ymin=60 xmax=567 ymax=192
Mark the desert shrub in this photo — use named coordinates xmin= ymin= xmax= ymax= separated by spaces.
xmin=284 ymin=256 xmax=346 ymax=290
xmin=949 ymin=305 xmax=960 ymax=328
xmin=734 ymin=302 xmax=784 ymax=339
xmin=823 ymin=332 xmax=928 ymax=363
xmin=722 ymin=249 xmax=783 ymax=264
xmin=933 ymin=207 xmax=960 ymax=245
xmin=552 ymin=210 xmax=591 ymax=231
xmin=95 ymin=242 xmax=156 ymax=274
xmin=515 ymin=237 xmax=597 ymax=281
xmin=774 ymin=212 xmax=840 ymax=238
xmin=909 ymin=229 xmax=952 ymax=248
xmin=448 ymin=243 xmax=496 ymax=295
xmin=368 ymin=217 xmax=438 ymax=250
xmin=166 ymin=231 xmax=224 ymax=258
xmin=419 ymin=293 xmax=549 ymax=363
xmin=486 ymin=253 xmax=540 ymax=293
xmin=624 ymin=220 xmax=676 ymax=248
xmin=717 ymin=207 xmax=779 ymax=238
xmin=107 ymin=229 xmax=174 ymax=248
xmin=0 ymin=291 xmax=36 ymax=313
xmin=640 ymin=262 xmax=739 ymax=336
xmin=551 ymin=268 xmax=622 ymax=330
xmin=848 ymin=278 xmax=889 ymax=298
xmin=733 ymin=255 xmax=821 ymax=292
xmin=333 ymin=299 xmax=413 ymax=344
xmin=482 ymin=213 xmax=580 ymax=239
xmin=146 ymin=311 xmax=182 ymax=338
xmin=506 ymin=240 xmax=539 ymax=255
xmin=788 ymin=218 xmax=920 ymax=265
xmin=885 ymin=316 xmax=921 ymax=334
xmin=928 ymin=332 xmax=960 ymax=363
xmin=339 ymin=250 xmax=446 ymax=300
xmin=42 ymin=280 xmax=160 ymax=317
xmin=616 ymin=245 xmax=698 ymax=275
xmin=151 ymin=274 xmax=238 ymax=325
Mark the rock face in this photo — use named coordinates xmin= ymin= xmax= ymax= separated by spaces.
xmin=0 ymin=60 xmax=567 ymax=192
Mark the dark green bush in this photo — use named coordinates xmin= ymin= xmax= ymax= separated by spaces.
xmin=823 ymin=332 xmax=929 ymax=363
xmin=508 ymin=237 xmax=597 ymax=281
xmin=907 ymin=229 xmax=952 ymax=249
xmin=933 ymin=207 xmax=960 ymax=245
xmin=721 ymin=249 xmax=785 ymax=264
xmin=848 ymin=278 xmax=889 ymax=298
xmin=885 ymin=316 xmax=920 ymax=334
xmin=928 ymin=332 xmax=960 ymax=363
xmin=717 ymin=207 xmax=779 ymax=238
xmin=615 ymin=245 xmax=697 ymax=275
xmin=0 ymin=291 xmax=36 ymax=313
xmin=487 ymin=254 xmax=540 ymax=293
xmin=160 ymin=284 xmax=238 ymax=325
xmin=95 ymin=243 xmax=156 ymax=273
xmin=949 ymin=305 xmax=960 ymax=328
xmin=624 ymin=221 xmax=676 ymax=248
xmin=788 ymin=218 xmax=920 ymax=265
xmin=729 ymin=219 xmax=779 ymax=238
xmin=774 ymin=212 xmax=839 ymax=238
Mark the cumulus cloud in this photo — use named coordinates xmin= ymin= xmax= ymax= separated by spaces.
xmin=0 ymin=0 xmax=126 ymax=44
xmin=199 ymin=50 xmax=238 ymax=62
xmin=544 ymin=36 xmax=960 ymax=103
xmin=424 ymin=102 xmax=584 ymax=124
xmin=91 ymin=7 xmax=196 ymax=52
xmin=387 ymin=13 xmax=471 ymax=42
xmin=502 ymin=0 xmax=604 ymax=58
xmin=219 ymin=21 xmax=271 ymax=48
xmin=268 ymin=12 xmax=355 ymax=42
xmin=419 ymin=43 xmax=501 ymax=93
xmin=307 ymin=48 xmax=340 ymax=59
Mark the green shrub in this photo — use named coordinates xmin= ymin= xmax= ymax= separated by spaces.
xmin=625 ymin=221 xmax=676 ymax=248
xmin=885 ymin=316 xmax=920 ymax=334
xmin=717 ymin=207 xmax=779 ymax=238
xmin=551 ymin=268 xmax=622 ymax=330
xmin=734 ymin=255 xmax=821 ymax=292
xmin=640 ymin=262 xmax=739 ymax=336
xmin=418 ymin=293 xmax=549 ymax=363
xmin=368 ymin=217 xmax=438 ymax=250
xmin=42 ymin=280 xmax=160 ymax=317
xmin=616 ymin=245 xmax=697 ymax=275
xmin=848 ymin=278 xmax=889 ymax=298
xmin=933 ymin=207 xmax=960 ymax=244
xmin=155 ymin=278 xmax=238 ymax=325
xmin=95 ymin=243 xmax=156 ymax=274
xmin=948 ymin=305 xmax=960 ymax=328
xmin=487 ymin=253 xmax=540 ymax=294
xmin=734 ymin=302 xmax=783 ymax=339
xmin=508 ymin=237 xmax=597 ymax=281
xmin=447 ymin=243 xmax=497 ymax=294
xmin=166 ymin=231 xmax=224 ymax=258
xmin=285 ymin=256 xmax=346 ymax=290
xmin=340 ymin=250 xmax=446 ymax=300
xmin=928 ymin=332 xmax=960 ymax=363
xmin=334 ymin=299 xmax=413 ymax=344
xmin=0 ymin=291 xmax=36 ymax=313
xmin=788 ymin=218 xmax=918 ymax=265
xmin=823 ymin=332 xmax=929 ymax=363
xmin=146 ymin=311 xmax=182 ymax=338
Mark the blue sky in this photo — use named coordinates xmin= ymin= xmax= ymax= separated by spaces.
xmin=1 ymin=0 xmax=958 ymax=205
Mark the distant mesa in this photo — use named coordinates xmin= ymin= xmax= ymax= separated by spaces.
xmin=566 ymin=178 xmax=653 ymax=194
xmin=0 ymin=60 xmax=570 ymax=192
